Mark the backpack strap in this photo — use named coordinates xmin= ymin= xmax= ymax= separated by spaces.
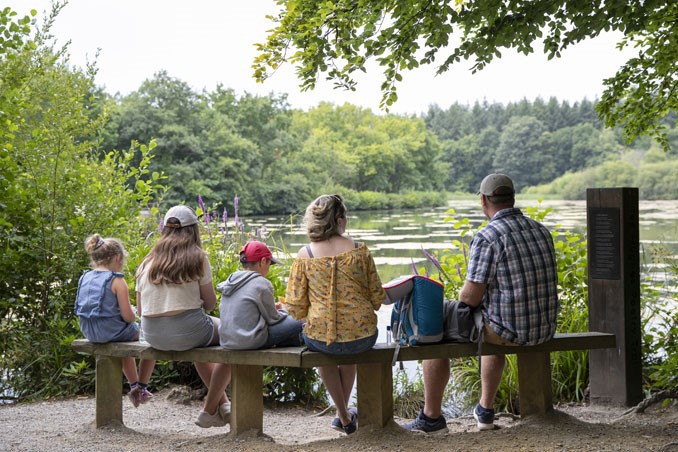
xmin=470 ymin=308 xmax=484 ymax=342
xmin=391 ymin=291 xmax=412 ymax=366
xmin=474 ymin=309 xmax=485 ymax=376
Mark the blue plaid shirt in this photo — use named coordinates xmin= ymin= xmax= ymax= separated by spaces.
xmin=466 ymin=208 xmax=559 ymax=345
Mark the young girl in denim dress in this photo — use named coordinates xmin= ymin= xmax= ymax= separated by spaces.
xmin=74 ymin=234 xmax=155 ymax=407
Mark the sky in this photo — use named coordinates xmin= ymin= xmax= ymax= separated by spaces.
xmin=7 ymin=0 xmax=637 ymax=115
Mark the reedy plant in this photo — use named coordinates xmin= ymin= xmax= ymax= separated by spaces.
xmin=393 ymin=368 xmax=425 ymax=418
xmin=639 ymin=244 xmax=678 ymax=395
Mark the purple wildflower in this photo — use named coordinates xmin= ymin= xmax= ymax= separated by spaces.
xmin=158 ymin=218 xmax=164 ymax=233
xmin=221 ymin=210 xmax=228 ymax=235
xmin=410 ymin=258 xmax=418 ymax=275
xmin=256 ymin=228 xmax=261 ymax=238
xmin=233 ymin=195 xmax=239 ymax=215
xmin=422 ymin=248 xmax=440 ymax=271
xmin=198 ymin=195 xmax=205 ymax=214
xmin=422 ymin=247 xmax=450 ymax=280
xmin=456 ymin=263 xmax=463 ymax=280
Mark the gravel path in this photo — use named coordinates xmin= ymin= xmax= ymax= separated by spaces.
xmin=1 ymin=387 xmax=676 ymax=451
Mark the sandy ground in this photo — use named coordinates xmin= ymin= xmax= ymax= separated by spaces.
xmin=1 ymin=387 xmax=677 ymax=451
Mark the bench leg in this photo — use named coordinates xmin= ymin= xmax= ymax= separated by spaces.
xmin=95 ymin=355 xmax=122 ymax=427
xmin=230 ymin=364 xmax=263 ymax=436
xmin=357 ymin=362 xmax=393 ymax=428
xmin=517 ymin=351 xmax=552 ymax=417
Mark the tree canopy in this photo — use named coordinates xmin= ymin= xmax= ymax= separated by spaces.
xmin=253 ymin=0 xmax=677 ymax=150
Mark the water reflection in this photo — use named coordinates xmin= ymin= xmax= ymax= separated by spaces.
xmin=259 ymin=199 xmax=678 ymax=283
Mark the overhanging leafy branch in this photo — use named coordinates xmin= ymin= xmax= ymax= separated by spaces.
xmin=254 ymin=0 xmax=677 ymax=149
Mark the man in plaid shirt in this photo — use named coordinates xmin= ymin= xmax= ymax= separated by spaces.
xmin=404 ymin=173 xmax=559 ymax=433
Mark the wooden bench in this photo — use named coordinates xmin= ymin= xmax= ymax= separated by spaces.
xmin=72 ymin=332 xmax=615 ymax=435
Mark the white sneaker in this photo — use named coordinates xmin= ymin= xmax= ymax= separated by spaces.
xmin=219 ymin=402 xmax=231 ymax=423
xmin=195 ymin=410 xmax=227 ymax=428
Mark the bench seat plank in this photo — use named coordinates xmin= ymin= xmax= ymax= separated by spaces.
xmin=72 ymin=332 xmax=615 ymax=366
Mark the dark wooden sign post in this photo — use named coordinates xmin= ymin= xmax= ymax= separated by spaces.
xmin=587 ymin=187 xmax=642 ymax=406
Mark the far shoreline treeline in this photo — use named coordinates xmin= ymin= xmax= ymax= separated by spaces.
xmin=97 ymin=71 xmax=677 ymax=216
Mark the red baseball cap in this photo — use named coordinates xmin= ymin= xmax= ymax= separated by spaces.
xmin=239 ymin=241 xmax=282 ymax=265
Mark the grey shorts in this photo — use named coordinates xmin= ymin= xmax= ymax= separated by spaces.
xmin=141 ymin=309 xmax=214 ymax=351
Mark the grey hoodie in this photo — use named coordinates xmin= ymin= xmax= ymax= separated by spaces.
xmin=217 ymin=270 xmax=287 ymax=350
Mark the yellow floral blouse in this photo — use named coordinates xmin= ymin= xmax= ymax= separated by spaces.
xmin=285 ymin=243 xmax=386 ymax=345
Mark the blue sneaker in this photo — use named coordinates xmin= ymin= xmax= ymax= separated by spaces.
xmin=342 ymin=410 xmax=358 ymax=435
xmin=402 ymin=409 xmax=448 ymax=434
xmin=473 ymin=403 xmax=495 ymax=431
xmin=332 ymin=407 xmax=357 ymax=433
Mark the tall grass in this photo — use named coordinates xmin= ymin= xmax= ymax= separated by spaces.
xmin=393 ymin=368 xmax=425 ymax=418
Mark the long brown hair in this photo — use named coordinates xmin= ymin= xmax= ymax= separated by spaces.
xmin=137 ymin=220 xmax=205 ymax=284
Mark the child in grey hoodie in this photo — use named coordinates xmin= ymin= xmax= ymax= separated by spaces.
xmin=196 ymin=241 xmax=302 ymax=429
xmin=218 ymin=241 xmax=303 ymax=349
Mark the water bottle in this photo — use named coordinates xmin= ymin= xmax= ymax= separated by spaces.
xmin=386 ymin=325 xmax=392 ymax=344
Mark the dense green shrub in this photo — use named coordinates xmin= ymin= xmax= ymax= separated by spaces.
xmin=636 ymin=161 xmax=678 ymax=200
xmin=640 ymin=244 xmax=678 ymax=393
xmin=525 ymin=158 xmax=678 ymax=200
xmin=0 ymin=5 xmax=164 ymax=399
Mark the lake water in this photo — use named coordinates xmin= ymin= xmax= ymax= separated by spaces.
xmin=254 ymin=199 xmax=678 ymax=282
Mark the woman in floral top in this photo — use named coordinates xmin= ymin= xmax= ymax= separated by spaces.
xmin=285 ymin=194 xmax=386 ymax=434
